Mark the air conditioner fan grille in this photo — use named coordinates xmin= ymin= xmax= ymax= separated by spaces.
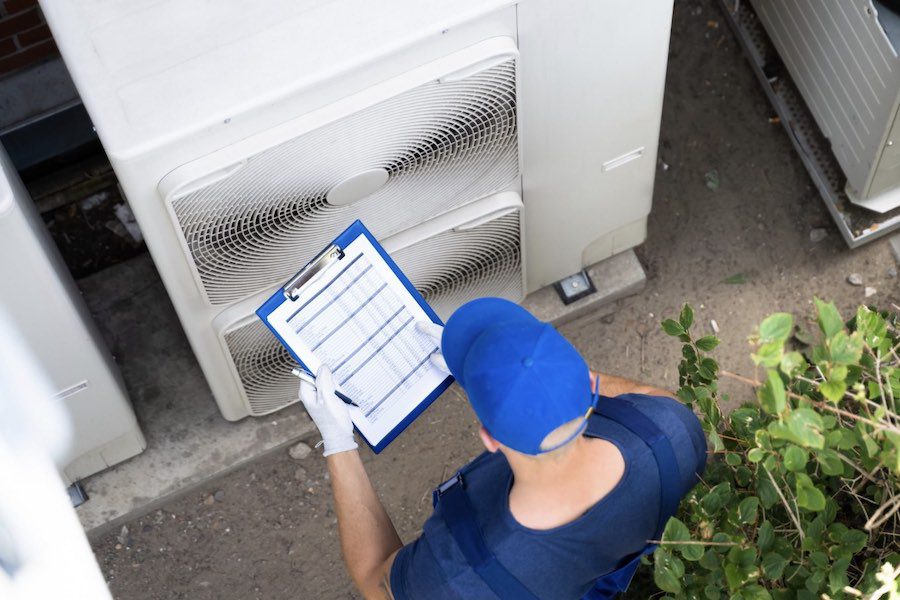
xmin=171 ymin=60 xmax=518 ymax=305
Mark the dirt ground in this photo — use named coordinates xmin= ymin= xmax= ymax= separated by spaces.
xmin=90 ymin=1 xmax=900 ymax=598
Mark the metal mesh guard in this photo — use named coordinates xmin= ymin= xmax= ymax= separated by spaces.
xmin=223 ymin=209 xmax=523 ymax=416
xmin=171 ymin=60 xmax=518 ymax=305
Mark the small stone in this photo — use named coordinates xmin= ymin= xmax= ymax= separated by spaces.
xmin=710 ymin=319 xmax=720 ymax=334
xmin=117 ymin=525 xmax=129 ymax=546
xmin=704 ymin=169 xmax=720 ymax=190
xmin=141 ymin=525 xmax=152 ymax=534
xmin=289 ymin=441 xmax=312 ymax=460
xmin=847 ymin=273 xmax=863 ymax=286
xmin=809 ymin=228 xmax=827 ymax=243
xmin=293 ymin=467 xmax=308 ymax=481
xmin=865 ymin=287 xmax=877 ymax=298
xmin=600 ymin=313 xmax=615 ymax=325
xmin=213 ymin=490 xmax=225 ymax=502
xmin=203 ymin=494 xmax=215 ymax=506
xmin=115 ymin=543 xmax=122 ymax=550
xmin=888 ymin=267 xmax=897 ymax=278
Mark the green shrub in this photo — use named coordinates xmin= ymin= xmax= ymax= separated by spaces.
xmin=654 ymin=301 xmax=900 ymax=599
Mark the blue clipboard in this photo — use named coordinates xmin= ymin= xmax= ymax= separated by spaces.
xmin=256 ymin=220 xmax=454 ymax=453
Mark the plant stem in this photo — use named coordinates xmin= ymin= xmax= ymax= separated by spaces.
xmin=763 ymin=466 xmax=805 ymax=541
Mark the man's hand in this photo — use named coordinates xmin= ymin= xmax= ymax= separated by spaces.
xmin=298 ymin=365 xmax=358 ymax=456
xmin=416 ymin=320 xmax=449 ymax=374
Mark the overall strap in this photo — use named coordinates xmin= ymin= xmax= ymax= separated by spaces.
xmin=592 ymin=398 xmax=681 ymax=538
xmin=581 ymin=398 xmax=684 ymax=600
xmin=437 ymin=475 xmax=540 ymax=600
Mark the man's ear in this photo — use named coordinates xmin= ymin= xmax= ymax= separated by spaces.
xmin=479 ymin=426 xmax=501 ymax=453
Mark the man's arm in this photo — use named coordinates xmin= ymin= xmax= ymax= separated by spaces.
xmin=593 ymin=371 xmax=674 ymax=399
xmin=327 ymin=450 xmax=401 ymax=600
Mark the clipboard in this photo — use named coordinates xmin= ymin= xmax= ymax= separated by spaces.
xmin=257 ymin=220 xmax=454 ymax=453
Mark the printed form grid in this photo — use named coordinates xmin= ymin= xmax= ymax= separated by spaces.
xmin=287 ymin=253 xmax=437 ymax=421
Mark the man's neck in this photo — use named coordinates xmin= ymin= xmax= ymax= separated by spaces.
xmin=504 ymin=436 xmax=625 ymax=530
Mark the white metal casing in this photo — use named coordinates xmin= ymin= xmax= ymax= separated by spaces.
xmin=40 ymin=0 xmax=674 ymax=420
xmin=0 ymin=146 xmax=145 ymax=482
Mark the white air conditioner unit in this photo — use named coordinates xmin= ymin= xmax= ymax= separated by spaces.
xmin=40 ymin=0 xmax=674 ymax=420
xmin=751 ymin=0 xmax=900 ymax=214
xmin=0 ymin=145 xmax=146 ymax=483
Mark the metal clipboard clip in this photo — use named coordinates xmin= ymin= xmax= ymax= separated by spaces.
xmin=282 ymin=244 xmax=344 ymax=301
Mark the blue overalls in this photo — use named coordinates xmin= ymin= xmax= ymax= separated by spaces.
xmin=433 ymin=395 xmax=682 ymax=599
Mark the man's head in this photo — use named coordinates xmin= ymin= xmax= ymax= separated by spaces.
xmin=442 ymin=298 xmax=596 ymax=457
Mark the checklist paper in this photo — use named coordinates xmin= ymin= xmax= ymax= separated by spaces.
xmin=265 ymin=233 xmax=449 ymax=448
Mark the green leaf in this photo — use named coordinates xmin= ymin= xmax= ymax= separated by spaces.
xmin=741 ymin=585 xmax=773 ymax=600
xmin=783 ymin=445 xmax=808 ymax=472
xmin=779 ymin=351 xmax=806 ymax=376
xmin=761 ymin=552 xmax=788 ymax=580
xmin=654 ymin=565 xmax=682 ymax=594
xmin=654 ymin=548 xmax=684 ymax=594
xmin=816 ymin=448 xmax=844 ymax=476
xmin=758 ymin=370 xmax=786 ymax=414
xmin=795 ymin=473 xmax=826 ymax=511
xmin=828 ymin=331 xmax=864 ymax=364
xmin=757 ymin=472 xmax=779 ymax=509
xmin=828 ymin=557 xmax=850 ymax=594
xmin=737 ymin=496 xmax=759 ymax=524
xmin=725 ymin=452 xmax=742 ymax=466
xmin=724 ymin=563 xmax=745 ymax=591
xmin=752 ymin=341 xmax=783 ymax=368
xmin=757 ymin=520 xmax=775 ymax=551
xmin=699 ymin=549 xmax=720 ymax=571
xmin=769 ymin=409 xmax=825 ymax=449
xmin=679 ymin=304 xmax=694 ymax=330
xmin=759 ymin=312 xmax=794 ymax=343
xmin=856 ymin=306 xmax=888 ymax=347
xmin=819 ymin=379 xmax=847 ymax=403
xmin=696 ymin=335 xmax=720 ymax=351
xmin=663 ymin=517 xmax=691 ymax=542
xmin=704 ymin=584 xmax=722 ymax=600
xmin=723 ymin=273 xmax=746 ymax=285
xmin=662 ymin=319 xmax=685 ymax=337
xmin=814 ymin=298 xmax=843 ymax=338
xmin=747 ymin=448 xmax=766 ymax=463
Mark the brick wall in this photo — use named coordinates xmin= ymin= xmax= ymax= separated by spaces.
xmin=0 ymin=0 xmax=58 ymax=79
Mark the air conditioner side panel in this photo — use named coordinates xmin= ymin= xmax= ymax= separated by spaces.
xmin=750 ymin=0 xmax=900 ymax=199
xmin=0 ymin=147 xmax=145 ymax=482
xmin=517 ymin=0 xmax=673 ymax=291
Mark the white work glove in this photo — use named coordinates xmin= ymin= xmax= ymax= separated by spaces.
xmin=416 ymin=320 xmax=449 ymax=374
xmin=298 ymin=365 xmax=358 ymax=456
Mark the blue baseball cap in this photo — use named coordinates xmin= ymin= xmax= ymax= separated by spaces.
xmin=442 ymin=298 xmax=595 ymax=455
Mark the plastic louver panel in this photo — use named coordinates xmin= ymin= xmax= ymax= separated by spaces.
xmin=224 ymin=209 xmax=523 ymax=416
xmin=223 ymin=317 xmax=299 ymax=416
xmin=391 ymin=209 xmax=523 ymax=321
xmin=170 ymin=60 xmax=518 ymax=305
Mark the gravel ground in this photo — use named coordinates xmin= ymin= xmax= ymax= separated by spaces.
xmin=90 ymin=0 xmax=900 ymax=598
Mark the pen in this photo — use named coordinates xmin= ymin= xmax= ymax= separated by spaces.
xmin=291 ymin=367 xmax=360 ymax=408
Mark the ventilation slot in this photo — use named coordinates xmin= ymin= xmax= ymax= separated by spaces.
xmin=223 ymin=318 xmax=299 ymax=416
xmin=392 ymin=209 xmax=523 ymax=320
xmin=170 ymin=60 xmax=518 ymax=305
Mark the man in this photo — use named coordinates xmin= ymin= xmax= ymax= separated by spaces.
xmin=299 ymin=298 xmax=706 ymax=599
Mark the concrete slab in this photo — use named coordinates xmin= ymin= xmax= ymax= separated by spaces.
xmin=73 ymin=250 xmax=644 ymax=538
xmin=75 ymin=254 xmax=315 ymax=539
xmin=522 ymin=250 xmax=646 ymax=326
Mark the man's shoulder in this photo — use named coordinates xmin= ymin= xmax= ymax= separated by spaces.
xmin=591 ymin=393 xmax=705 ymax=456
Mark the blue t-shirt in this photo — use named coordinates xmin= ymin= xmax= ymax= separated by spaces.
xmin=390 ymin=394 xmax=707 ymax=600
